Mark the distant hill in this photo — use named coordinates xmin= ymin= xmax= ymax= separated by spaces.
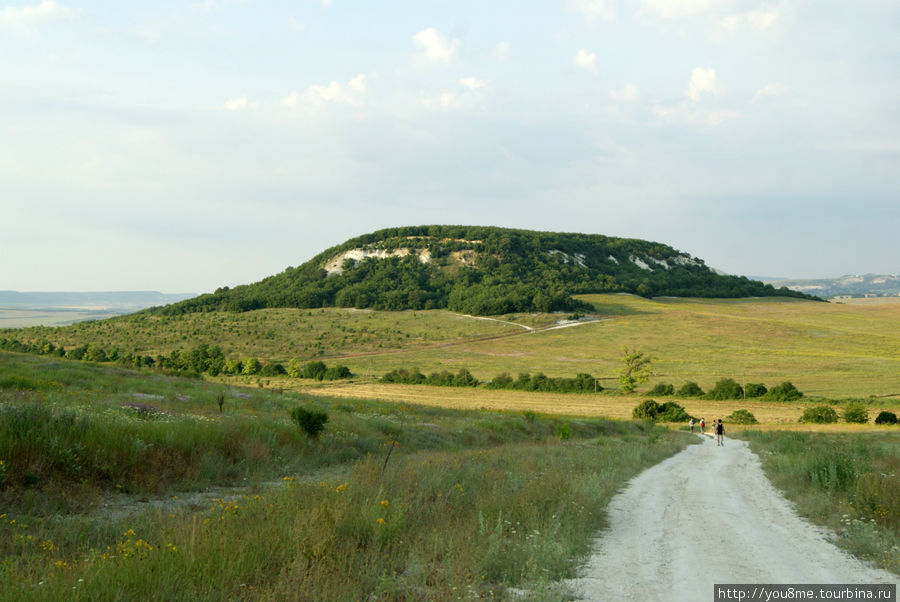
xmin=762 ymin=274 xmax=900 ymax=299
xmin=0 ymin=291 xmax=196 ymax=311
xmin=156 ymin=226 xmax=816 ymax=316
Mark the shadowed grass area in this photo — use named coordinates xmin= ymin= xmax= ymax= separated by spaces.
xmin=742 ymin=431 xmax=900 ymax=574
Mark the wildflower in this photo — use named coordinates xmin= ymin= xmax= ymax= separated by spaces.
xmin=123 ymin=529 xmax=136 ymax=537
xmin=41 ymin=540 xmax=55 ymax=552
xmin=380 ymin=500 xmax=390 ymax=508
xmin=335 ymin=482 xmax=349 ymax=493
xmin=376 ymin=518 xmax=386 ymax=525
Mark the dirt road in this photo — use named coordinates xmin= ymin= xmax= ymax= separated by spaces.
xmin=567 ymin=434 xmax=898 ymax=600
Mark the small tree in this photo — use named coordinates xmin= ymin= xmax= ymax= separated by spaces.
xmin=287 ymin=358 xmax=302 ymax=378
xmin=874 ymin=411 xmax=897 ymax=425
xmin=765 ymin=382 xmax=803 ymax=401
xmin=632 ymin=399 xmax=660 ymax=420
xmin=648 ymin=383 xmax=674 ymax=396
xmin=726 ymin=409 xmax=758 ymax=424
xmin=745 ymin=383 xmax=767 ymax=398
xmin=242 ymin=357 xmax=261 ymax=375
xmin=290 ymin=406 xmax=329 ymax=438
xmin=843 ymin=403 xmax=868 ymax=424
xmin=706 ymin=378 xmax=744 ymax=400
xmin=799 ymin=406 xmax=838 ymax=424
xmin=677 ymin=381 xmax=704 ymax=397
xmin=618 ymin=347 xmax=652 ymax=394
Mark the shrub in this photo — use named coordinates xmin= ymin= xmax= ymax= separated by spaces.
xmin=290 ymin=406 xmax=329 ymax=438
xmin=799 ymin=406 xmax=838 ymax=424
xmin=726 ymin=409 xmax=758 ymax=424
xmin=656 ymin=401 xmax=693 ymax=423
xmin=302 ymin=361 xmax=328 ymax=380
xmin=706 ymin=378 xmax=743 ymax=400
xmin=744 ymin=383 xmax=767 ymax=398
xmin=765 ymin=381 xmax=803 ymax=401
xmin=874 ymin=411 xmax=898 ymax=425
xmin=842 ymin=403 xmax=869 ymax=424
xmin=647 ymin=383 xmax=674 ymax=396
xmin=632 ymin=399 xmax=661 ymax=420
xmin=676 ymin=381 xmax=704 ymax=397
xmin=260 ymin=363 xmax=286 ymax=377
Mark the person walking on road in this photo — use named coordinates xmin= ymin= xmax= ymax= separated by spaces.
xmin=715 ymin=419 xmax=724 ymax=446
xmin=699 ymin=418 xmax=705 ymax=434
xmin=689 ymin=418 xmax=694 ymax=433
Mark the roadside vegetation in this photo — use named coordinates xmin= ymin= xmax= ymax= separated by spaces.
xmin=743 ymin=431 xmax=900 ymax=574
xmin=0 ymin=351 xmax=691 ymax=599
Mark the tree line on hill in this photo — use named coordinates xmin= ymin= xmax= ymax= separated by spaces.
xmin=647 ymin=378 xmax=804 ymax=401
xmin=0 ymin=337 xmax=351 ymax=381
xmin=150 ymin=226 xmax=816 ymax=317
xmin=381 ymin=367 xmax=602 ymax=393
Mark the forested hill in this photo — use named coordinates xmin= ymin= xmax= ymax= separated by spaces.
xmin=157 ymin=226 xmax=817 ymax=316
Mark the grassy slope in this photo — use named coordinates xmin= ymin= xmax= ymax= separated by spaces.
xmin=4 ymin=295 xmax=899 ymax=398
xmin=0 ymin=352 xmax=691 ymax=599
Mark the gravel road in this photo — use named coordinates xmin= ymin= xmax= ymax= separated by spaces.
xmin=567 ymin=433 xmax=898 ymax=601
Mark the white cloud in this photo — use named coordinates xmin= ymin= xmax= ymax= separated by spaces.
xmin=572 ymin=0 xmax=616 ymax=23
xmin=718 ymin=10 xmax=777 ymax=33
xmin=751 ymin=82 xmax=785 ymax=103
xmin=424 ymin=91 xmax=462 ymax=110
xmin=288 ymin=16 xmax=305 ymax=32
xmin=493 ymin=41 xmax=511 ymax=62
xmin=412 ymin=28 xmax=460 ymax=65
xmin=0 ymin=1 xmax=77 ymax=27
xmin=223 ymin=96 xmax=253 ymax=111
xmin=574 ymin=48 xmax=598 ymax=74
xmin=609 ymin=83 xmax=640 ymax=102
xmin=687 ymin=67 xmax=717 ymax=101
xmin=283 ymin=74 xmax=367 ymax=109
xmin=459 ymin=77 xmax=486 ymax=91
xmin=636 ymin=0 xmax=720 ymax=19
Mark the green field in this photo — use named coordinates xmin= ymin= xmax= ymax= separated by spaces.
xmin=5 ymin=295 xmax=900 ymax=399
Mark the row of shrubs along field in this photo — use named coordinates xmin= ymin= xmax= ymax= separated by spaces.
xmin=648 ymin=378 xmax=804 ymax=401
xmin=0 ymin=337 xmax=352 ymax=381
xmin=0 ymin=350 xmax=692 ymax=599
xmin=381 ymin=367 xmax=601 ymax=393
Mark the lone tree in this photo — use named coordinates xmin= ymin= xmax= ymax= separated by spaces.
xmin=618 ymin=346 xmax=652 ymax=394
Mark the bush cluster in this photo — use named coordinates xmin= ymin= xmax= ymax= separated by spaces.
xmin=874 ymin=411 xmax=898 ymax=425
xmin=649 ymin=379 xmax=803 ymax=401
xmin=485 ymin=372 xmax=599 ymax=393
xmin=381 ymin=368 xmax=479 ymax=387
xmin=726 ymin=409 xmax=759 ymax=424
xmin=290 ymin=406 xmax=329 ymax=438
xmin=799 ymin=406 xmax=839 ymax=424
xmin=631 ymin=400 xmax=694 ymax=423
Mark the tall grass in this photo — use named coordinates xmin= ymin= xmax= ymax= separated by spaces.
xmin=0 ymin=350 xmax=693 ymax=598
xmin=743 ymin=431 xmax=900 ymax=574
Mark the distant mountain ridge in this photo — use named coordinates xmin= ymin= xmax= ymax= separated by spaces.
xmin=762 ymin=274 xmax=900 ymax=299
xmin=156 ymin=225 xmax=816 ymax=316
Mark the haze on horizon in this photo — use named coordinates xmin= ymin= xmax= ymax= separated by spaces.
xmin=2 ymin=1 xmax=898 ymax=294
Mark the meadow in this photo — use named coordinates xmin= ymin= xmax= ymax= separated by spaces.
xmin=5 ymin=295 xmax=899 ymax=399
xmin=0 ymin=352 xmax=690 ymax=600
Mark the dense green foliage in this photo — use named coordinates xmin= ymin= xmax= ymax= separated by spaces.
xmin=745 ymin=383 xmax=768 ymax=398
xmin=799 ymin=406 xmax=839 ymax=424
xmin=381 ymin=367 xmax=479 ymax=387
xmin=705 ymin=378 xmax=744 ymax=400
xmin=150 ymin=226 xmax=815 ymax=316
xmin=726 ymin=409 xmax=759 ymax=424
xmin=289 ymin=406 xmax=329 ymax=438
xmin=647 ymin=382 xmax=675 ymax=396
xmin=764 ymin=381 xmax=803 ymax=401
xmin=631 ymin=399 xmax=694 ymax=422
xmin=677 ymin=381 xmax=705 ymax=397
xmin=843 ymin=403 xmax=870 ymax=424
xmin=875 ymin=411 xmax=898 ymax=425
xmin=380 ymin=367 xmax=603 ymax=393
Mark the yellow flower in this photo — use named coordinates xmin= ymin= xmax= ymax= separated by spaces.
xmin=380 ymin=500 xmax=390 ymax=508
xmin=335 ymin=482 xmax=349 ymax=493
xmin=122 ymin=529 xmax=136 ymax=537
xmin=376 ymin=518 xmax=386 ymax=525
xmin=41 ymin=540 xmax=55 ymax=552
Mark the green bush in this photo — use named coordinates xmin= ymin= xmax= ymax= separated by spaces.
xmin=706 ymin=378 xmax=743 ymax=400
xmin=632 ymin=399 xmax=660 ymax=420
xmin=765 ymin=381 xmax=803 ymax=401
xmin=744 ymin=383 xmax=767 ymax=398
xmin=874 ymin=411 xmax=897 ymax=425
xmin=676 ymin=381 xmax=704 ymax=397
xmin=726 ymin=409 xmax=758 ymax=424
xmin=842 ymin=403 xmax=869 ymax=424
xmin=647 ymin=383 xmax=674 ymax=396
xmin=799 ymin=406 xmax=839 ymax=424
xmin=656 ymin=402 xmax=693 ymax=423
xmin=290 ymin=406 xmax=329 ymax=438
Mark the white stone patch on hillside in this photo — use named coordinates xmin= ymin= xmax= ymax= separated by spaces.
xmin=647 ymin=257 xmax=670 ymax=270
xmin=629 ymin=255 xmax=653 ymax=271
xmin=673 ymin=255 xmax=701 ymax=267
xmin=324 ymin=247 xmax=431 ymax=275
xmin=608 ymin=255 xmax=619 ymax=264
xmin=547 ymin=249 xmax=588 ymax=268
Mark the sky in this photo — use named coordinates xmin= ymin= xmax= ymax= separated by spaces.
xmin=2 ymin=0 xmax=898 ymax=293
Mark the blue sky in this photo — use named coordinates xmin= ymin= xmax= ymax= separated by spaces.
xmin=2 ymin=0 xmax=898 ymax=293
